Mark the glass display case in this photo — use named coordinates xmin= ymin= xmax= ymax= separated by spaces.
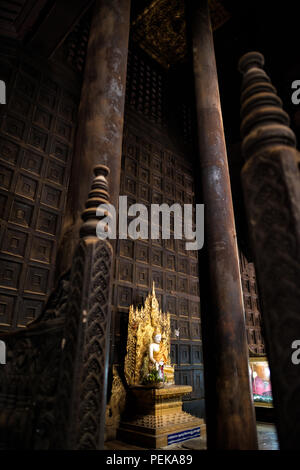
xmin=249 ymin=357 xmax=273 ymax=407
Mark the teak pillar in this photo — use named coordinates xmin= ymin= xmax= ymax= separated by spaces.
xmin=239 ymin=52 xmax=300 ymax=450
xmin=59 ymin=0 xmax=131 ymax=273
xmin=187 ymin=0 xmax=257 ymax=449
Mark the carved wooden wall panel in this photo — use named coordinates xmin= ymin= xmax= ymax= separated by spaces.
xmin=0 ymin=47 xmax=79 ymax=329
xmin=112 ymin=118 xmax=204 ymax=410
xmin=240 ymin=251 xmax=265 ymax=355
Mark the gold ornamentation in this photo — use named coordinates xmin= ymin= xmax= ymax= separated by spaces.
xmin=105 ymin=366 xmax=127 ymax=441
xmin=124 ymin=283 xmax=172 ymax=386
xmin=132 ymin=0 xmax=231 ymax=69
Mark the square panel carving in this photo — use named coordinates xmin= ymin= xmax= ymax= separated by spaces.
xmin=177 ymin=239 xmax=186 ymax=253
xmin=24 ymin=266 xmax=49 ymax=294
xmin=175 ymin=187 xmax=184 ymax=202
xmin=170 ymin=344 xmax=177 ymax=364
xmin=179 ymin=344 xmax=190 ymax=364
xmin=135 ymin=289 xmax=148 ymax=307
xmin=194 ymin=371 xmax=204 ymax=398
xmin=0 ymin=138 xmax=19 ymax=166
xmin=10 ymin=93 xmax=31 ymax=117
xmin=170 ymin=317 xmax=178 ymax=336
xmin=50 ymin=138 xmax=69 ymax=162
xmin=178 ymin=276 xmax=188 ymax=293
xmin=117 ymin=285 xmax=132 ymax=307
xmin=58 ymin=99 xmax=76 ymax=122
xmin=166 ymin=274 xmax=176 ymax=292
xmin=176 ymin=171 xmax=185 ymax=186
xmin=136 ymin=265 xmax=149 ymax=287
xmin=33 ymin=106 xmax=53 ymax=130
xmin=15 ymin=173 xmax=38 ymax=200
xmin=166 ymin=295 xmax=176 ymax=314
xmin=190 ymin=279 xmax=199 ymax=297
xmin=152 ymin=190 xmax=162 ymax=204
xmin=152 ymin=248 xmax=163 ymax=267
xmin=135 ymin=242 xmax=149 ymax=263
xmin=190 ymin=301 xmax=200 ymax=318
xmin=56 ymin=119 xmax=72 ymax=141
xmin=139 ymin=150 xmax=150 ymax=166
xmin=185 ymin=193 xmax=193 ymax=205
xmin=152 ymin=270 xmax=163 ymax=289
xmin=164 ymin=237 xmax=175 ymax=251
xmin=41 ymin=184 xmax=62 ymax=209
xmin=190 ymin=322 xmax=201 ymax=339
xmin=28 ymin=127 xmax=48 ymax=152
xmin=124 ymin=157 xmax=137 ymax=177
xmin=138 ymin=183 xmax=150 ymax=201
xmin=191 ymin=346 xmax=202 ymax=364
xmin=178 ymin=297 xmax=188 ymax=316
xmin=46 ymin=159 xmax=65 ymax=185
xmin=4 ymin=115 xmax=26 ymax=140
xmin=1 ymin=228 xmax=28 ymax=257
xmin=190 ymin=261 xmax=198 ymax=277
xmin=36 ymin=208 xmax=58 ymax=235
xmin=118 ymin=260 xmax=133 ymax=283
xmin=178 ymin=256 xmax=188 ymax=274
xmin=0 ymin=294 xmax=15 ymax=326
xmin=179 ymin=320 xmax=190 ymax=339
xmin=152 ymin=156 xmax=162 ymax=173
xmin=139 ymin=166 xmax=150 ymax=184
xmin=30 ymin=236 xmax=53 ymax=263
xmin=165 ymin=252 xmax=176 ymax=271
xmin=124 ymin=176 xmax=136 ymax=195
xmin=180 ymin=371 xmax=192 ymax=389
xmin=38 ymin=87 xmax=56 ymax=110
xmin=124 ymin=141 xmax=138 ymax=158
xmin=185 ymin=176 xmax=194 ymax=193
xmin=0 ymin=164 xmax=13 ymax=190
xmin=119 ymin=239 xmax=134 ymax=259
xmin=166 ymin=166 xmax=174 ymax=179
xmin=18 ymin=298 xmax=44 ymax=326
xmin=152 ymin=173 xmax=162 ymax=190
xmin=9 ymin=200 xmax=33 ymax=227
xmin=0 ymin=260 xmax=22 ymax=289
xmin=21 ymin=150 xmax=43 ymax=175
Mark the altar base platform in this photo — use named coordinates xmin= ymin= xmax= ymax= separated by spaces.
xmin=117 ymin=385 xmax=205 ymax=448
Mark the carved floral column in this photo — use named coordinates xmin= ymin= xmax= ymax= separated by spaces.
xmin=239 ymin=51 xmax=300 ymax=450
xmin=54 ymin=165 xmax=114 ymax=450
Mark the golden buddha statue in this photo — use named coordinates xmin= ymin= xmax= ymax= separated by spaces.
xmin=124 ymin=283 xmax=174 ymax=386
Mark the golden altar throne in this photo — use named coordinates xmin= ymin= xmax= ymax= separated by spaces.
xmin=117 ymin=284 xmax=205 ymax=448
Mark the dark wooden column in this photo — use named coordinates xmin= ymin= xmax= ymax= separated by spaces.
xmin=59 ymin=0 xmax=131 ymax=273
xmin=239 ymin=51 xmax=300 ymax=450
xmin=186 ymin=0 xmax=258 ymax=449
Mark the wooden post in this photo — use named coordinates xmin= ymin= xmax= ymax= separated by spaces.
xmin=239 ymin=51 xmax=300 ymax=450
xmin=59 ymin=0 xmax=131 ymax=274
xmin=186 ymin=0 xmax=258 ymax=449
xmin=54 ymin=165 xmax=114 ymax=449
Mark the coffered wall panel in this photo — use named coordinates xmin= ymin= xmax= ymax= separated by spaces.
xmin=0 ymin=49 xmax=79 ymax=329
xmin=112 ymin=119 xmax=204 ymax=410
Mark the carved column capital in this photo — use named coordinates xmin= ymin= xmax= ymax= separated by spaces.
xmin=239 ymin=51 xmax=296 ymax=159
xmin=80 ymin=164 xmax=111 ymax=241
